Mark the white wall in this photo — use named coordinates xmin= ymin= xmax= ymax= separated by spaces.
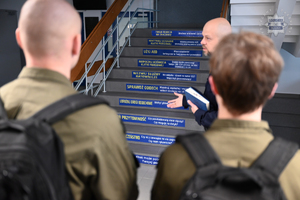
xmin=230 ymin=0 xmax=300 ymax=94
xmin=277 ymin=49 xmax=300 ymax=94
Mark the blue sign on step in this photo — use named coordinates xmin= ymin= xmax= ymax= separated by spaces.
xmin=119 ymin=98 xmax=188 ymax=110
xmin=148 ymin=39 xmax=202 ymax=47
xmin=126 ymin=133 xmax=175 ymax=145
xmin=135 ymin=154 xmax=159 ymax=165
xmin=126 ymin=84 xmax=188 ymax=94
xmin=137 ymin=59 xmax=200 ymax=69
xmin=119 ymin=114 xmax=185 ymax=127
xmin=143 ymin=49 xmax=202 ymax=57
xmin=152 ymin=30 xmax=202 ymax=37
xmin=132 ymin=71 xmax=197 ymax=81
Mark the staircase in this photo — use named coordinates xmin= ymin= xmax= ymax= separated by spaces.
xmin=99 ymin=28 xmax=209 ymax=165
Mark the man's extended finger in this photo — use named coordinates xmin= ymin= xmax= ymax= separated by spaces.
xmin=167 ymin=103 xmax=175 ymax=108
xmin=174 ymin=92 xmax=182 ymax=97
xmin=168 ymin=99 xmax=176 ymax=103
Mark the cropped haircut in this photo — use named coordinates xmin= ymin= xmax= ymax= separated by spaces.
xmin=210 ymin=32 xmax=284 ymax=115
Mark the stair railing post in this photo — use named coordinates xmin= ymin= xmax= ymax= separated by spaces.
xmin=143 ymin=0 xmax=144 ymax=22
xmin=149 ymin=0 xmax=151 ymax=28
xmin=129 ymin=12 xmax=131 ymax=47
xmin=102 ymin=36 xmax=106 ymax=93
xmin=85 ymin=62 xmax=88 ymax=94
xmin=117 ymin=16 xmax=120 ymax=68
xmin=156 ymin=0 xmax=158 ymax=28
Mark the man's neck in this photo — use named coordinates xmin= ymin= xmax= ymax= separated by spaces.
xmin=25 ymin=56 xmax=71 ymax=80
xmin=216 ymin=95 xmax=262 ymax=121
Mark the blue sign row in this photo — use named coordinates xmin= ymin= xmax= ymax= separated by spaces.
xmin=119 ymin=98 xmax=188 ymax=110
xmin=126 ymin=133 xmax=175 ymax=145
xmin=148 ymin=39 xmax=202 ymax=47
xmin=152 ymin=30 xmax=203 ymax=37
xmin=132 ymin=71 xmax=197 ymax=81
xmin=126 ymin=84 xmax=188 ymax=94
xmin=135 ymin=154 xmax=159 ymax=165
xmin=119 ymin=114 xmax=185 ymax=127
xmin=138 ymin=59 xmax=200 ymax=69
xmin=143 ymin=49 xmax=203 ymax=57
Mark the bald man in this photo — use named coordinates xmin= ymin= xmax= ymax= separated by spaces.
xmin=0 ymin=0 xmax=138 ymax=200
xmin=167 ymin=18 xmax=232 ymax=130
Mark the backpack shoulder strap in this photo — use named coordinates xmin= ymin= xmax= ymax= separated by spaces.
xmin=31 ymin=93 xmax=109 ymax=124
xmin=176 ymin=133 xmax=221 ymax=168
xmin=251 ymin=137 xmax=298 ymax=177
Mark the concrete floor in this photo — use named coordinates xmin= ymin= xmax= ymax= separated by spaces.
xmin=137 ymin=164 xmax=156 ymax=200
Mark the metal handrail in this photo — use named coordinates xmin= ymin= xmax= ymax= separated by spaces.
xmin=84 ymin=9 xmax=158 ymax=94
xmin=74 ymin=0 xmax=136 ymax=90
xmin=75 ymin=0 xmax=159 ymax=95
xmin=92 ymin=20 xmax=158 ymax=96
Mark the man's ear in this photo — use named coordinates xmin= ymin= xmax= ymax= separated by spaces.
xmin=268 ymin=83 xmax=278 ymax=99
xmin=209 ymin=76 xmax=219 ymax=95
xmin=15 ymin=28 xmax=23 ymax=49
xmin=72 ymin=34 xmax=81 ymax=57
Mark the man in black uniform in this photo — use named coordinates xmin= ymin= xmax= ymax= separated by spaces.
xmin=167 ymin=18 xmax=231 ymax=129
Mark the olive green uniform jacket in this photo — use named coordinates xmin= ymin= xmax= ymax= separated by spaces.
xmin=151 ymin=119 xmax=300 ymax=200
xmin=0 ymin=67 xmax=138 ymax=200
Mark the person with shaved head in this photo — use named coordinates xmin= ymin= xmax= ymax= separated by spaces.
xmin=0 ymin=0 xmax=138 ymax=199
xmin=168 ymin=18 xmax=232 ymax=130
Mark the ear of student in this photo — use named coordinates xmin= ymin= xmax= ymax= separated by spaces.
xmin=209 ymin=76 xmax=219 ymax=95
xmin=268 ymin=83 xmax=278 ymax=99
xmin=72 ymin=34 xmax=81 ymax=57
xmin=15 ymin=28 xmax=23 ymax=49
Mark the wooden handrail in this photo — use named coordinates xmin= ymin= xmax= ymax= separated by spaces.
xmin=71 ymin=0 xmax=128 ymax=82
xmin=224 ymin=0 xmax=230 ymax=18
xmin=220 ymin=0 xmax=226 ymax=17
xmin=73 ymin=58 xmax=114 ymax=81
xmin=221 ymin=0 xmax=230 ymax=18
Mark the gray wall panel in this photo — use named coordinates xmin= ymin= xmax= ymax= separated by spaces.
xmin=156 ymin=0 xmax=224 ymax=28
xmin=263 ymin=94 xmax=300 ymax=146
xmin=0 ymin=10 xmax=22 ymax=86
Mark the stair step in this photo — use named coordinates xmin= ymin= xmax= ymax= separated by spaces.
xmin=120 ymin=57 xmax=209 ymax=70
xmin=127 ymin=133 xmax=176 ymax=146
xmin=131 ymin=28 xmax=203 ymax=38
xmin=126 ymin=123 xmax=197 ymax=137
xmin=129 ymin=143 xmax=163 ymax=165
xmin=116 ymin=107 xmax=204 ymax=131
xmin=100 ymin=91 xmax=175 ymax=99
xmin=105 ymin=79 xmax=205 ymax=94
xmin=129 ymin=132 xmax=204 ymax=166
xmin=99 ymin=91 xmax=190 ymax=112
xmin=112 ymin=28 xmax=208 ymax=166
xmin=129 ymin=142 xmax=166 ymax=155
xmin=125 ymin=124 xmax=199 ymax=145
xmin=130 ymin=37 xmax=202 ymax=48
xmin=109 ymin=67 xmax=209 ymax=83
xmin=121 ymin=47 xmax=205 ymax=58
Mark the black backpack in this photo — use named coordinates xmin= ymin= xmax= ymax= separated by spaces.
xmin=177 ymin=133 xmax=299 ymax=200
xmin=0 ymin=93 xmax=108 ymax=200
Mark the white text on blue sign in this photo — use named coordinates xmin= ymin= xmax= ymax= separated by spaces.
xmin=126 ymin=133 xmax=175 ymax=145
xmin=132 ymin=71 xmax=197 ymax=81
xmin=119 ymin=114 xmax=185 ymax=127
xmin=137 ymin=59 xmax=200 ymax=69
xmin=143 ymin=49 xmax=203 ymax=57
xmin=126 ymin=84 xmax=188 ymax=94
